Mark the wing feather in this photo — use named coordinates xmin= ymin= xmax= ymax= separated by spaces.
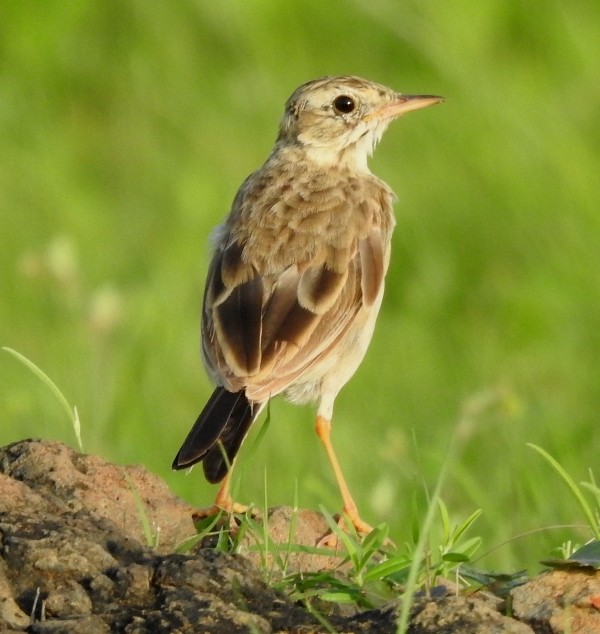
xmin=297 ymin=266 xmax=348 ymax=314
xmin=209 ymin=249 xmax=264 ymax=376
xmin=359 ymin=228 xmax=385 ymax=307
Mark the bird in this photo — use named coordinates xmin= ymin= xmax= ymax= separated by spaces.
xmin=172 ymin=75 xmax=442 ymax=538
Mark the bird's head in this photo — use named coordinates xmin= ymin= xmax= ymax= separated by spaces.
xmin=276 ymin=75 xmax=443 ymax=172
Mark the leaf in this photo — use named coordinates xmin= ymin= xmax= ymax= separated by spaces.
xmin=363 ymin=555 xmax=412 ymax=583
xmin=442 ymin=552 xmax=470 ymax=563
xmin=542 ymin=540 xmax=600 ymax=570
xmin=452 ymin=509 xmax=483 ymax=543
xmin=319 ymin=591 xmax=359 ymax=605
xmin=460 ymin=567 xmax=529 ymax=596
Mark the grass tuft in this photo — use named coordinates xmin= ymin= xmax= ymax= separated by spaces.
xmin=528 ymin=444 xmax=600 ymax=541
xmin=2 ymin=347 xmax=83 ymax=451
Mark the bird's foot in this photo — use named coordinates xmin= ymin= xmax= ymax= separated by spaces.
xmin=192 ymin=501 xmax=256 ymax=533
xmin=317 ymin=511 xmax=395 ymax=549
xmin=316 ymin=511 xmax=376 ymax=549
xmin=192 ymin=500 xmax=251 ymax=519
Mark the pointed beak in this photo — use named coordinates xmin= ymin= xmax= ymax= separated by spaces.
xmin=364 ymin=94 xmax=444 ymax=122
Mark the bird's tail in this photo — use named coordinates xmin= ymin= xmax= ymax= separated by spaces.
xmin=172 ymin=388 xmax=259 ymax=483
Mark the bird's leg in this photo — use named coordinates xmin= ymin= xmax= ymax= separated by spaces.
xmin=214 ymin=472 xmax=252 ymax=514
xmin=315 ymin=414 xmax=375 ymax=543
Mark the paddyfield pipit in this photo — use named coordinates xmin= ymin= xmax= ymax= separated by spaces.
xmin=173 ymin=76 xmax=442 ymax=537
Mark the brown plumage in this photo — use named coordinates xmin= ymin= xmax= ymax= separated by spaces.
xmin=173 ymin=76 xmax=442 ymax=534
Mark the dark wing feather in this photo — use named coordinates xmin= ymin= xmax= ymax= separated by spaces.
xmin=246 ymin=257 xmax=364 ymax=400
xmin=213 ymin=274 xmax=264 ymax=376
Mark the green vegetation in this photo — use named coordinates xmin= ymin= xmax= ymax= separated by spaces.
xmin=181 ymin=503 xmax=485 ymax=631
xmin=1 ymin=1 xmax=599 ymax=572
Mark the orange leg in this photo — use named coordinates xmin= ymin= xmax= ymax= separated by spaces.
xmin=214 ymin=472 xmax=252 ymax=514
xmin=192 ymin=471 xmax=252 ymax=526
xmin=315 ymin=414 xmax=375 ymax=540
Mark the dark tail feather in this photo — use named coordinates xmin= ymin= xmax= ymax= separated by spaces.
xmin=172 ymin=388 xmax=258 ymax=483
xmin=172 ymin=388 xmax=250 ymax=470
xmin=202 ymin=396 xmax=255 ymax=483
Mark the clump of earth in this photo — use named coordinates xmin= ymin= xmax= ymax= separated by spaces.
xmin=1 ymin=439 xmax=599 ymax=633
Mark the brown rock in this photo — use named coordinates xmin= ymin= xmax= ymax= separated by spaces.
xmin=240 ymin=505 xmax=353 ymax=574
xmin=410 ymin=594 xmax=534 ymax=633
xmin=0 ymin=438 xmax=197 ymax=552
xmin=511 ymin=568 xmax=600 ymax=633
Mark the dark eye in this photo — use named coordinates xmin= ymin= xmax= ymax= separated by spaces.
xmin=333 ymin=95 xmax=356 ymax=114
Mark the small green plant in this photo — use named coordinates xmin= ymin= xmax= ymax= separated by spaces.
xmin=422 ymin=499 xmax=483 ymax=586
xmin=185 ymin=497 xmax=483 ymax=617
xmin=176 ymin=511 xmax=228 ymax=553
xmin=542 ymin=539 xmax=600 ymax=571
xmin=527 ymin=444 xmax=600 ymax=574
xmin=282 ymin=508 xmax=401 ymax=609
xmin=2 ymin=347 xmax=82 ymax=450
xmin=124 ymin=472 xmax=162 ymax=550
xmin=528 ymin=444 xmax=600 ymax=541
xmin=395 ymin=389 xmax=503 ymax=633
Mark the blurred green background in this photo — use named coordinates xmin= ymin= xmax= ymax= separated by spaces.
xmin=1 ymin=1 xmax=599 ymax=571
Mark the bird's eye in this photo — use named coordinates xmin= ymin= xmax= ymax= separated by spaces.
xmin=333 ymin=95 xmax=356 ymax=115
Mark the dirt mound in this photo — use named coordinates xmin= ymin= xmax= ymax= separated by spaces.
xmin=1 ymin=439 xmax=598 ymax=632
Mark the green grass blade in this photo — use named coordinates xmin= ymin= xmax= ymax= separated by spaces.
xmin=250 ymin=401 xmax=271 ymax=452
xmin=364 ymin=555 xmax=412 ymax=583
xmin=437 ymin=497 xmax=451 ymax=542
xmin=72 ymin=406 xmax=82 ymax=452
xmin=397 ymin=390 xmax=498 ymax=633
xmin=124 ymin=472 xmax=157 ymax=548
xmin=452 ymin=509 xmax=483 ymax=543
xmin=319 ymin=506 xmax=359 ymax=564
xmin=528 ymin=443 xmax=600 ymax=540
xmin=396 ymin=452 xmax=449 ymax=633
xmin=3 ymin=346 xmax=83 ymax=450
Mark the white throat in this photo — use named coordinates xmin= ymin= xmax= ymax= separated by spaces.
xmin=303 ymin=120 xmax=389 ymax=173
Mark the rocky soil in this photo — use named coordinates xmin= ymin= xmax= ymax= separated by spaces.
xmin=1 ymin=439 xmax=599 ymax=633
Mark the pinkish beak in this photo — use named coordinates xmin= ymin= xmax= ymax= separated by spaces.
xmin=364 ymin=94 xmax=444 ymax=122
